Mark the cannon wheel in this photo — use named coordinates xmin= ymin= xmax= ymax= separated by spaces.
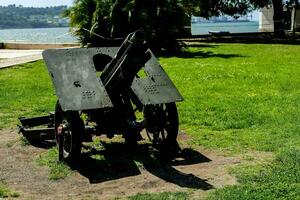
xmin=54 ymin=101 xmax=84 ymax=162
xmin=143 ymin=103 xmax=180 ymax=155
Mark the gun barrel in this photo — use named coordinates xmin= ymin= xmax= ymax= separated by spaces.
xmin=100 ymin=30 xmax=151 ymax=96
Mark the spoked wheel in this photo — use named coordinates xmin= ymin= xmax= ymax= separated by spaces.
xmin=143 ymin=102 xmax=180 ymax=155
xmin=54 ymin=101 xmax=84 ymax=162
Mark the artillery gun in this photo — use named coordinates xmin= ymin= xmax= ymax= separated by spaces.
xmin=19 ymin=31 xmax=183 ymax=161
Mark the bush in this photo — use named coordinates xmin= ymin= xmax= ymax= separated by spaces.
xmin=64 ymin=0 xmax=188 ymax=53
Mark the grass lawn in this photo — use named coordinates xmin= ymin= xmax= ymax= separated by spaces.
xmin=127 ymin=192 xmax=188 ymax=200
xmin=0 ymin=61 xmax=56 ymax=129
xmin=0 ymin=43 xmax=299 ymax=199
xmin=161 ymin=43 xmax=300 ymax=153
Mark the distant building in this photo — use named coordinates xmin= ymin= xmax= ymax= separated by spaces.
xmin=259 ymin=7 xmax=274 ymax=32
xmin=191 ymin=15 xmax=251 ymax=24
xmin=259 ymin=6 xmax=300 ymax=32
xmin=291 ymin=6 xmax=300 ymax=32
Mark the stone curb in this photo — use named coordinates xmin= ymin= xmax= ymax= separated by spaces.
xmin=0 ymin=54 xmax=43 ymax=69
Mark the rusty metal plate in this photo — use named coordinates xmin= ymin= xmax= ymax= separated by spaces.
xmin=131 ymin=50 xmax=184 ymax=105
xmin=42 ymin=47 xmax=118 ymax=111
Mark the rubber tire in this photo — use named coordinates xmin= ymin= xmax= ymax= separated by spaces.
xmin=54 ymin=101 xmax=84 ymax=162
xmin=144 ymin=102 xmax=180 ymax=154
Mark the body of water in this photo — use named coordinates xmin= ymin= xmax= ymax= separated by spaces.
xmin=0 ymin=22 xmax=259 ymax=43
xmin=0 ymin=27 xmax=77 ymax=43
xmin=192 ymin=21 xmax=259 ymax=35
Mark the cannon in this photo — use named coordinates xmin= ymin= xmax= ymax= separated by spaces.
xmin=18 ymin=30 xmax=183 ymax=161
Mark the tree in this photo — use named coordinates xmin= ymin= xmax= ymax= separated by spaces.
xmin=0 ymin=5 xmax=68 ymax=29
xmin=64 ymin=0 xmax=188 ymax=53
xmin=189 ymin=0 xmax=299 ymax=34
xmin=63 ymin=0 xmax=113 ymax=45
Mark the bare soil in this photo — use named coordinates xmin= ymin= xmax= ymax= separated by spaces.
xmin=0 ymin=129 xmax=241 ymax=200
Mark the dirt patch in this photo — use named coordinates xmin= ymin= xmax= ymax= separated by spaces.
xmin=0 ymin=129 xmax=240 ymax=200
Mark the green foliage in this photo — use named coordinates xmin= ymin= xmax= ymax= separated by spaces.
xmin=208 ymin=148 xmax=300 ymax=200
xmin=190 ymin=0 xmax=299 ymax=18
xmin=0 ymin=5 xmax=68 ymax=29
xmin=189 ymin=0 xmax=300 ymax=34
xmin=64 ymin=0 xmax=188 ymax=53
xmin=0 ymin=184 xmax=20 ymax=198
xmin=182 ymin=0 xmax=256 ymax=18
xmin=128 ymin=192 xmax=188 ymax=200
xmin=63 ymin=0 xmax=113 ymax=45
xmin=37 ymin=148 xmax=72 ymax=180
xmin=286 ymin=0 xmax=300 ymax=9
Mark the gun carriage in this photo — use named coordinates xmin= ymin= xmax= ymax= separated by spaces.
xmin=19 ymin=31 xmax=183 ymax=161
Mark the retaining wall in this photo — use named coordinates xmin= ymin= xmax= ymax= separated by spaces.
xmin=0 ymin=43 xmax=79 ymax=50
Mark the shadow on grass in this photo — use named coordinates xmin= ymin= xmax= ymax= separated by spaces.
xmin=179 ymin=50 xmax=244 ymax=59
xmin=69 ymin=141 xmax=213 ymax=190
xmin=183 ymin=32 xmax=300 ymax=45
xmin=160 ymin=49 xmax=244 ymax=59
xmin=184 ymin=44 xmax=218 ymax=48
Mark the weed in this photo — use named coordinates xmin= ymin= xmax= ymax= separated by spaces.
xmin=128 ymin=192 xmax=188 ymax=200
xmin=20 ymin=136 xmax=30 ymax=146
xmin=0 ymin=184 xmax=20 ymax=198
xmin=36 ymin=148 xmax=72 ymax=180
xmin=208 ymin=148 xmax=300 ymax=200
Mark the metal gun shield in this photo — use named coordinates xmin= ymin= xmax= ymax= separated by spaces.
xmin=42 ymin=47 xmax=117 ymax=111
xmin=131 ymin=50 xmax=184 ymax=105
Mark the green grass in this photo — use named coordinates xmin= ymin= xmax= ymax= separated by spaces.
xmin=1 ymin=43 xmax=300 ymax=199
xmin=127 ymin=192 xmax=188 ymax=200
xmin=20 ymin=136 xmax=30 ymax=146
xmin=162 ymin=44 xmax=300 ymax=199
xmin=0 ymin=184 xmax=20 ymax=198
xmin=208 ymin=148 xmax=300 ymax=200
xmin=0 ymin=61 xmax=56 ymax=129
xmin=160 ymin=43 xmax=300 ymax=153
xmin=1 ymin=44 xmax=299 ymax=153
xmin=36 ymin=148 xmax=72 ymax=180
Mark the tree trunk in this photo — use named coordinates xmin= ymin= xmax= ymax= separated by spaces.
xmin=272 ymin=0 xmax=285 ymax=36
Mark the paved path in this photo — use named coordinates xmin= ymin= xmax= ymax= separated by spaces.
xmin=0 ymin=49 xmax=43 ymax=69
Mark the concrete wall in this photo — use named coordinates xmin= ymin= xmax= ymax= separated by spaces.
xmin=0 ymin=43 xmax=79 ymax=50
xmin=292 ymin=7 xmax=300 ymax=32
xmin=259 ymin=7 xmax=274 ymax=32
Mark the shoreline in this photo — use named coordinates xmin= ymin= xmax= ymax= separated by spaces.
xmin=0 ymin=26 xmax=70 ymax=31
xmin=0 ymin=42 xmax=79 ymax=50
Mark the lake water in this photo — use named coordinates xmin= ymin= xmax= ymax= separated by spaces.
xmin=0 ymin=22 xmax=259 ymax=43
xmin=192 ymin=21 xmax=259 ymax=35
xmin=0 ymin=27 xmax=77 ymax=43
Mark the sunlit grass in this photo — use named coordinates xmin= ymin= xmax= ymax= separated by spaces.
xmin=161 ymin=43 xmax=300 ymax=153
xmin=208 ymin=148 xmax=300 ymax=200
xmin=1 ymin=43 xmax=300 ymax=200
xmin=1 ymin=44 xmax=300 ymax=153
xmin=0 ymin=61 xmax=56 ymax=129
xmin=127 ymin=192 xmax=188 ymax=200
